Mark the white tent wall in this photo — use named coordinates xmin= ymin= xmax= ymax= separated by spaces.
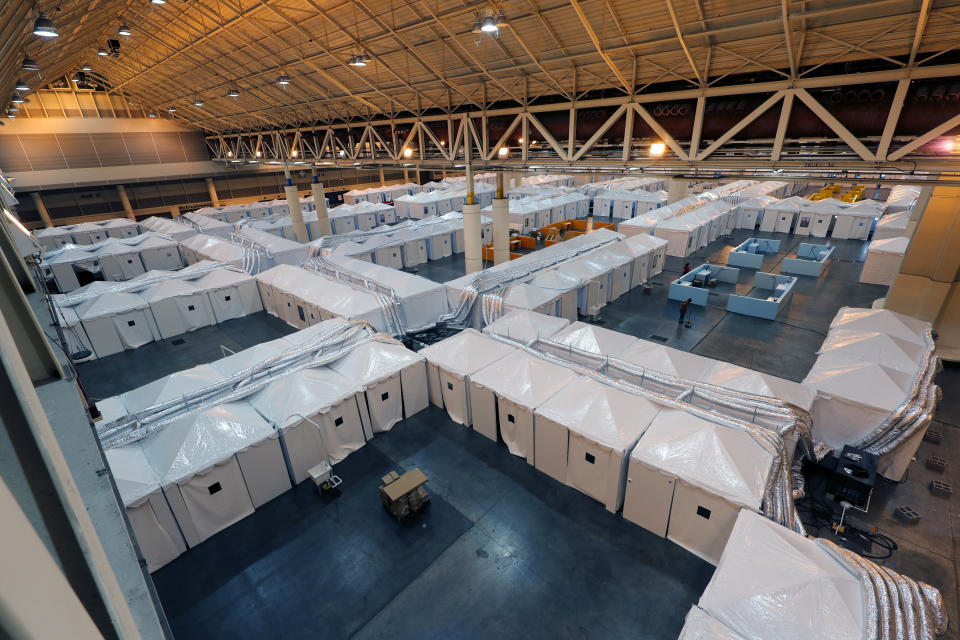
xmin=831 ymin=210 xmax=876 ymax=239
xmin=873 ymin=210 xmax=911 ymax=240
xmin=194 ymin=269 xmax=264 ymax=323
xmin=34 ymin=226 xmax=76 ymax=251
xmin=236 ymin=228 xmax=309 ymax=266
xmin=860 ymin=236 xmax=909 ymax=286
xmin=140 ymin=217 xmax=198 ymax=242
xmin=142 ymin=282 xmax=218 ymax=339
xmin=483 ymin=309 xmax=571 ymax=345
xmin=162 ymin=457 xmax=255 ymax=547
xmin=78 ymin=294 xmax=162 ymax=358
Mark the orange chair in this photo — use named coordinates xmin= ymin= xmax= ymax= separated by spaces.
xmin=517 ymin=236 xmax=537 ymax=250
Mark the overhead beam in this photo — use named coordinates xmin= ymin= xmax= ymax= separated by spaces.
xmin=794 ymin=88 xmax=877 ymax=162
xmin=568 ymin=0 xmax=632 ymax=93
xmin=632 ymin=103 xmax=690 ymax=161
xmin=771 ymin=91 xmax=794 ymax=161
xmin=697 ymin=91 xmax=785 ymax=160
xmin=664 ymin=0 xmax=704 ymax=85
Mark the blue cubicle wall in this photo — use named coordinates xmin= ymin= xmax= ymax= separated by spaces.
xmin=668 ymin=264 xmax=741 ymax=306
xmin=726 ymin=272 xmax=797 ymax=319
xmin=726 ymin=238 xmax=782 ymax=269
xmin=780 ymin=243 xmax=835 ymax=277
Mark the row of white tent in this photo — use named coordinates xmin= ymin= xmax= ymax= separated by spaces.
xmin=321 ymin=213 xmax=494 ymax=269
xmin=680 ymin=509 xmax=945 ymax=640
xmin=620 ymin=197 xmax=740 ymax=257
xmin=480 ymin=192 xmax=591 ymax=233
xmin=191 ymin=195 xmax=326 ymax=223
xmin=140 ymin=217 xmax=200 ymax=242
xmin=445 ymin=229 xmax=669 ymax=322
xmin=860 ymin=235 xmax=909 ymax=286
xmin=41 ymin=232 xmax=184 ymax=292
xmin=99 ymin=320 xmax=429 ymax=571
xmin=420 ymin=321 xmax=793 ymax=565
xmin=256 ymin=259 xmax=449 ymax=334
xmin=394 ymin=183 xmax=498 ymax=218
xmin=577 ymin=176 xmax=667 ymax=198
xmin=35 ymin=218 xmax=141 ymax=251
xmin=234 ymin=201 xmax=398 ymax=239
xmin=342 ymin=182 xmax=421 ymax=203
xmin=885 ymin=184 xmax=923 ymax=213
xmin=803 ymin=306 xmax=937 ymax=481
xmin=740 ymin=195 xmax=884 ymax=238
xmin=52 ymin=262 xmax=263 ymax=360
xmin=180 ymin=228 xmax=309 ymax=273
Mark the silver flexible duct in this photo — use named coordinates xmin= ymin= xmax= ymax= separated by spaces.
xmin=817 ymin=539 xmax=947 ymax=639
xmin=489 ymin=333 xmax=805 ymax=534
xmin=97 ymin=319 xmax=377 ymax=448
xmin=309 ymin=214 xmax=455 ymax=255
xmin=54 ymin=261 xmax=236 ymax=306
xmin=303 ymin=255 xmax=407 ymax=336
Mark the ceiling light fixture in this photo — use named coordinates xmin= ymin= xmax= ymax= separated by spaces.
xmin=15 ymin=79 xmax=29 ymax=92
xmin=472 ymin=15 xmax=483 ymax=33
xmin=277 ymin=73 xmax=291 ymax=85
xmin=11 ymin=93 xmax=24 ymax=104
xmin=148 ymin=111 xmax=157 ymax=118
xmin=480 ymin=14 xmax=497 ymax=32
xmin=227 ymin=88 xmax=239 ymax=97
xmin=151 ymin=0 xmax=166 ymax=4
xmin=22 ymin=56 xmax=39 ymax=71
xmin=348 ymin=52 xmax=368 ymax=67
xmin=403 ymin=147 xmax=413 ymax=158
xmin=227 ymin=151 xmax=233 ymax=157
xmin=81 ymin=62 xmax=92 ymax=71
xmin=498 ymin=146 xmax=509 ymax=157
xmin=6 ymin=111 xmax=16 ymax=119
xmin=118 ymin=23 xmax=131 ymax=36
xmin=255 ymin=150 xmax=262 ymax=157
xmin=33 ymin=13 xmax=58 ymax=38
xmin=97 ymin=47 xmax=109 ymax=57
xmin=8 ymin=104 xmax=19 ymax=113
xmin=649 ymin=142 xmax=666 ymax=157
xmin=193 ymin=97 xmax=204 ymax=107
xmin=495 ymin=7 xmax=508 ymax=28
xmin=291 ymin=149 xmax=298 ymax=157
xmin=72 ymin=72 xmax=86 ymax=84
xmin=168 ymin=105 xmax=176 ymax=113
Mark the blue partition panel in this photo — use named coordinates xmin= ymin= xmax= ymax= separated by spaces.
xmin=780 ymin=243 xmax=835 ymax=277
xmin=668 ymin=264 xmax=740 ymax=306
xmin=727 ymin=238 xmax=782 ymax=269
xmin=726 ymin=272 xmax=797 ymax=319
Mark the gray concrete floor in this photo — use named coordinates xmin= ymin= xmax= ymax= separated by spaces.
xmin=68 ymin=225 xmax=960 ymax=639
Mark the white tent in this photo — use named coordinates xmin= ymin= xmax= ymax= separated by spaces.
xmin=545 ymin=321 xmax=640 ymax=358
xmin=190 ymin=267 xmax=263 ymax=323
xmin=134 ymin=234 xmax=184 ymax=272
xmin=527 ymin=270 xmax=580 ymax=322
xmin=103 ymin=364 xmax=226 ymax=421
xmin=328 ymin=337 xmax=429 ymax=433
xmin=735 ymin=196 xmax=776 ymax=230
xmin=71 ymin=221 xmax=111 ymax=245
xmin=760 ymin=198 xmax=806 ymax=233
xmin=251 ymin=367 xmax=369 ymax=483
xmin=236 ymin=228 xmax=309 ymax=266
xmin=623 ymin=409 xmax=773 ymax=564
xmin=139 ymin=279 xmax=217 ymax=339
xmin=698 ymin=361 xmax=816 ymax=413
xmin=619 ymin=340 xmax=716 ymax=381
xmin=468 ymin=350 xmax=580 ymax=461
xmin=697 ymin=510 xmax=864 ymax=640
xmin=141 ymin=402 xmax=290 ymax=547
xmin=678 ymin=607 xmax=748 ymax=640
xmin=828 ymin=306 xmax=928 ymax=343
xmin=860 ymin=236 xmax=908 ymax=286
xmin=102 ymin=218 xmax=140 ymax=239
xmin=50 ymin=300 xmax=96 ymax=363
xmin=45 ymin=246 xmax=103 ymax=292
xmin=873 ymin=210 xmax=911 ymax=241
xmin=654 ymin=215 xmax=704 ymax=257
xmin=183 ymin=213 xmax=233 ymax=237
xmin=553 ymin=258 xmax=610 ymax=316
xmin=140 ymin=216 xmax=198 ymax=242
xmin=831 ymin=206 xmax=877 ymax=240
xmin=500 ymin=283 xmax=563 ymax=318
xmin=803 ymin=359 xmax=913 ymax=451
xmin=624 ymin=233 xmax=668 ymax=280
xmin=104 ymin=447 xmax=186 ymax=572
xmin=885 ymin=185 xmax=922 ymax=213
xmin=34 ymin=226 xmax=75 ymax=251
xmin=180 ymin=234 xmax=246 ymax=269
xmin=534 ymin=378 xmax=660 ymax=511
xmin=255 ymin=263 xmax=302 ymax=318
xmin=483 ymin=309 xmax=570 ymax=345
xmin=76 ymin=291 xmax=161 ymax=358
xmin=419 ymin=329 xmax=517 ymax=426
xmin=96 ymin=239 xmax=148 ymax=282
xmin=818 ymin=330 xmax=925 ymax=374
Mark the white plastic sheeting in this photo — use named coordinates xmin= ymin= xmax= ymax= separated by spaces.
xmin=140 ymin=216 xmax=198 ymax=242
xmin=419 ymin=329 xmax=518 ymax=426
xmin=678 ymin=607 xmax=748 ymax=640
xmin=860 ymin=236 xmax=908 ymax=286
xmin=534 ymin=377 xmax=660 ymax=511
xmin=546 ymin=321 xmax=640 ymax=357
xmin=624 ymin=409 xmax=774 ymax=564
xmin=75 ymin=291 xmax=162 ymax=358
xmin=468 ymin=350 xmax=579 ymax=460
xmin=482 ymin=309 xmax=570 ymax=345
xmin=873 ymin=210 xmax=911 ymax=241
xmin=697 ymin=510 xmax=864 ymax=640
xmin=137 ymin=278 xmax=217 ymax=339
xmin=42 ymin=233 xmax=183 ymax=292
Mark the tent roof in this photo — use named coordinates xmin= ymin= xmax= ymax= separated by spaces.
xmin=867 ymin=236 xmax=909 ymax=254
xmin=250 ymin=367 xmax=357 ymax=428
xmin=678 ymin=607 xmax=748 ymax=640
xmin=698 ymin=510 xmax=864 ymax=640
xmin=119 ymin=364 xmax=226 ymax=416
xmin=328 ymin=337 xmax=424 ymax=386
xmin=210 ymin=338 xmax=292 ymax=378
xmin=529 ymin=268 xmax=582 ymax=291
xmin=828 ymin=307 xmax=929 ymax=343
xmin=699 ymin=362 xmax=816 ymax=412
xmin=631 ymin=409 xmax=773 ymax=509
xmin=535 ymin=378 xmax=660 ymax=451
xmin=502 ymin=283 xmax=558 ymax=308
xmin=192 ymin=267 xmax=254 ymax=288
xmin=657 ymin=214 xmax=703 ymax=231
xmin=76 ymin=291 xmax=150 ymax=319
xmin=625 ymin=233 xmax=669 ymax=252
xmin=419 ymin=328 xmax=517 ymax=377
xmin=483 ymin=309 xmax=570 ymax=344
xmin=139 ymin=278 xmax=203 ymax=301
xmin=140 ymin=401 xmax=275 ymax=485
xmin=802 ymin=359 xmax=913 ymax=411
xmin=104 ymin=446 xmax=161 ymax=506
xmin=818 ymin=330 xmax=925 ymax=373
xmin=620 ymin=341 xmax=716 ymax=380
xmin=470 ymin=350 xmax=580 ymax=407
xmin=547 ymin=321 xmax=640 ymax=356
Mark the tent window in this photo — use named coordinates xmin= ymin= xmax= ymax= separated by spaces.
xmin=584 ymin=453 xmax=596 ymax=464
xmin=187 ymin=305 xmax=195 ymax=311
xmin=297 ymin=306 xmax=305 ymax=322
xmin=380 ymin=392 xmax=389 ymax=401
xmin=127 ymin=320 xmax=136 ymax=327
xmin=696 ymin=506 xmax=711 ymax=520
xmin=208 ymin=482 xmax=222 ymax=495
xmin=334 ymin=416 xmax=343 ymax=427
xmin=127 ymin=259 xmax=134 ymax=264
xmin=224 ymin=295 xmax=231 ymax=301
xmin=447 ymin=382 xmax=454 ymax=390
xmin=507 ymin=413 xmax=515 ymax=423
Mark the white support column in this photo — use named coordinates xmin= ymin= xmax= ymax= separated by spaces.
xmin=463 ymin=122 xmax=483 ymax=274
xmin=493 ymin=173 xmax=510 ymax=266
xmin=115 ymin=185 xmax=136 ymax=221
xmin=622 ymin=102 xmax=634 ymax=163
xmin=30 ymin=193 xmax=53 ymax=228
xmin=311 ymin=175 xmax=332 ymax=238
xmin=205 ymin=177 xmax=220 ymax=207
xmin=283 ymin=165 xmax=309 ymax=243
xmin=667 ymin=177 xmax=689 ymax=203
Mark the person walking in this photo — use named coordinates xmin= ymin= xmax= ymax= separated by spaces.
xmin=679 ymin=298 xmax=691 ymax=326
xmin=682 ymin=262 xmax=691 ymax=274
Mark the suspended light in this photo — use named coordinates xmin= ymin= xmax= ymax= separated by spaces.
xmin=495 ymin=8 xmax=507 ymax=27
xmin=348 ymin=53 xmax=367 ymax=67
xmin=227 ymin=88 xmax=240 ymax=97
xmin=168 ymin=105 xmax=176 ymax=113
xmin=72 ymin=72 xmax=87 ymax=84
xmin=33 ymin=13 xmax=58 ymax=38
xmin=403 ymin=147 xmax=413 ymax=158
xmin=6 ymin=111 xmax=16 ymax=119
xmin=11 ymin=93 xmax=24 ymax=105
xmin=277 ymin=73 xmax=291 ymax=85
xmin=255 ymin=150 xmax=262 ymax=157
xmin=649 ymin=142 xmax=666 ymax=157
xmin=440 ymin=140 xmax=446 ymax=146
xmin=151 ymin=0 xmax=166 ymax=4
xmin=517 ymin=137 xmax=523 ymax=143
xmin=498 ymin=146 xmax=509 ymax=157
xmin=472 ymin=15 xmax=483 ymax=33
xmin=338 ymin=150 xmax=346 ymax=157
xmin=97 ymin=47 xmax=109 ymax=57
xmin=15 ymin=79 xmax=29 ymax=92
xmin=230 ymin=158 xmax=242 ymax=163
xmin=291 ymin=149 xmax=298 ymax=157
xmin=8 ymin=104 xmax=19 ymax=113
xmin=81 ymin=62 xmax=93 ymax=71
xmin=227 ymin=151 xmax=233 ymax=157
xmin=148 ymin=111 xmax=157 ymax=118
xmin=118 ymin=23 xmax=131 ymax=36
xmin=22 ymin=56 xmax=40 ymax=71
xmin=481 ymin=14 xmax=498 ymax=32
xmin=193 ymin=97 xmax=204 ymax=107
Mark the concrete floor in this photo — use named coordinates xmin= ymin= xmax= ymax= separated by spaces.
xmin=71 ymin=225 xmax=960 ymax=639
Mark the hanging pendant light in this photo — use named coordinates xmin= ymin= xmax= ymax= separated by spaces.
xmin=33 ymin=13 xmax=58 ymax=38
xmin=227 ymin=88 xmax=240 ymax=97
xmin=168 ymin=106 xmax=177 ymax=113
xmin=148 ymin=111 xmax=157 ymax=118
xmin=193 ymin=97 xmax=204 ymax=107
xmin=495 ymin=6 xmax=508 ymax=28
xmin=151 ymin=0 xmax=166 ymax=4
xmin=15 ymin=79 xmax=29 ymax=92
xmin=22 ymin=56 xmax=40 ymax=71
xmin=11 ymin=93 xmax=25 ymax=105
xmin=480 ymin=14 xmax=498 ymax=32
xmin=97 ymin=47 xmax=109 ymax=57
xmin=81 ymin=62 xmax=92 ymax=71
xmin=472 ymin=15 xmax=483 ymax=33
xmin=277 ymin=73 xmax=292 ymax=85
xmin=118 ymin=23 xmax=131 ymax=36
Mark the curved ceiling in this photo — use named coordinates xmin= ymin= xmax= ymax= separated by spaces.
xmin=3 ymin=0 xmax=959 ymax=133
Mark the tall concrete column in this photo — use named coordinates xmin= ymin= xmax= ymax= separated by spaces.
xmin=115 ymin=185 xmax=136 ymax=221
xmin=886 ymin=184 xmax=960 ymax=357
xmin=379 ymin=168 xmax=385 ymax=186
xmin=30 ymin=193 xmax=53 ymax=227
xmin=667 ymin=177 xmax=689 ymax=203
xmin=283 ymin=165 xmax=309 ymax=243
xmin=311 ymin=175 xmax=332 ymax=238
xmin=205 ymin=177 xmax=220 ymax=207
xmin=462 ymin=124 xmax=482 ymax=274
xmin=169 ymin=205 xmax=180 ymax=218
xmin=493 ymin=173 xmax=510 ymax=265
